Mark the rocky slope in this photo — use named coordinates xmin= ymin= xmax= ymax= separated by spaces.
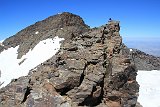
xmin=0 ymin=12 xmax=158 ymax=107
xmin=1 ymin=12 xmax=89 ymax=59
xmin=132 ymin=49 xmax=160 ymax=70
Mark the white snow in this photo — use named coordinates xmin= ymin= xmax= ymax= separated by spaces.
xmin=0 ymin=40 xmax=4 ymax=46
xmin=58 ymin=13 xmax=62 ymax=15
xmin=0 ymin=43 xmax=3 ymax=46
xmin=137 ymin=70 xmax=160 ymax=107
xmin=130 ymin=48 xmax=133 ymax=52
xmin=0 ymin=36 xmax=64 ymax=88
xmin=35 ymin=31 xmax=39 ymax=34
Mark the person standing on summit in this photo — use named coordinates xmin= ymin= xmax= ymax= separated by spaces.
xmin=109 ymin=18 xmax=112 ymax=21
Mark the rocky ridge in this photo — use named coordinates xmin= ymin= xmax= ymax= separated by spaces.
xmin=0 ymin=12 xmax=157 ymax=107
xmin=132 ymin=49 xmax=160 ymax=70
xmin=1 ymin=12 xmax=89 ymax=58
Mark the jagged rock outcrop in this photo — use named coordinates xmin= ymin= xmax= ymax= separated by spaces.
xmin=0 ymin=12 xmax=139 ymax=107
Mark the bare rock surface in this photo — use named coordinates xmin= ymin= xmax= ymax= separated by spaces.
xmin=0 ymin=12 xmax=143 ymax=107
xmin=132 ymin=49 xmax=160 ymax=70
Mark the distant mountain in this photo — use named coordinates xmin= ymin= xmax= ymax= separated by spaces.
xmin=133 ymin=49 xmax=160 ymax=70
xmin=124 ymin=38 xmax=160 ymax=57
xmin=0 ymin=12 xmax=159 ymax=107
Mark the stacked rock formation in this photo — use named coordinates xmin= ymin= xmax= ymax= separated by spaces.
xmin=102 ymin=21 xmax=139 ymax=107
xmin=0 ymin=13 xmax=139 ymax=107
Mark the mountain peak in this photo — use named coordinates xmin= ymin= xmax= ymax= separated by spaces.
xmin=45 ymin=12 xmax=89 ymax=28
xmin=2 ymin=12 xmax=89 ymax=47
xmin=2 ymin=12 xmax=89 ymax=58
xmin=0 ymin=12 xmax=160 ymax=107
xmin=0 ymin=15 xmax=139 ymax=106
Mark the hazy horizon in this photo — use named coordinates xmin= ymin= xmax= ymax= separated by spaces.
xmin=123 ymin=37 xmax=160 ymax=56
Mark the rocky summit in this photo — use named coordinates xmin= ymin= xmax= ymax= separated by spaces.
xmin=0 ymin=12 xmax=159 ymax=107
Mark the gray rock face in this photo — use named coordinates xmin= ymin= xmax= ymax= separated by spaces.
xmin=0 ymin=42 xmax=6 ymax=53
xmin=0 ymin=45 xmax=4 ymax=53
xmin=0 ymin=13 xmax=139 ymax=107
xmin=133 ymin=49 xmax=160 ymax=70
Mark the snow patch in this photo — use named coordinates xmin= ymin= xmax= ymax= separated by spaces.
xmin=0 ymin=40 xmax=4 ymax=46
xmin=58 ymin=13 xmax=62 ymax=15
xmin=129 ymin=48 xmax=133 ymax=52
xmin=35 ymin=31 xmax=39 ymax=34
xmin=0 ymin=43 xmax=3 ymax=46
xmin=0 ymin=36 xmax=64 ymax=88
xmin=137 ymin=70 xmax=160 ymax=107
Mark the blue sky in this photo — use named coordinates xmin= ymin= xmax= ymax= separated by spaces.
xmin=0 ymin=0 xmax=160 ymax=41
